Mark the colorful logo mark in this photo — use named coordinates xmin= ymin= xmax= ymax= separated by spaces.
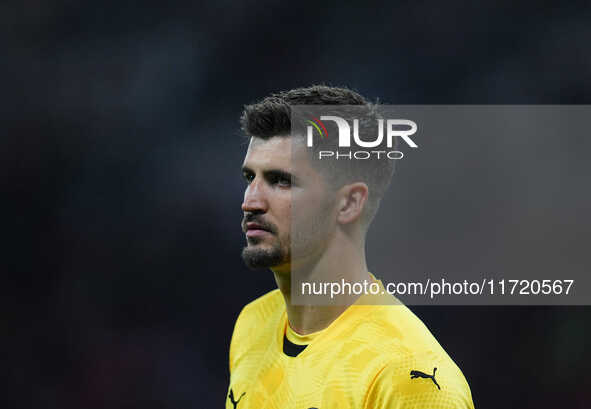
xmin=306 ymin=118 xmax=328 ymax=138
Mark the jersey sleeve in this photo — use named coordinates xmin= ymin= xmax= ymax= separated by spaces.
xmin=363 ymin=352 xmax=474 ymax=409
xmin=228 ymin=304 xmax=249 ymax=374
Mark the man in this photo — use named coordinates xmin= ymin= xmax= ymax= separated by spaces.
xmin=227 ymin=85 xmax=474 ymax=408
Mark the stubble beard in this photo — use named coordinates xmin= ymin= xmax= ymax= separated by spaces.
xmin=240 ymin=199 xmax=334 ymax=271
xmin=241 ymin=235 xmax=290 ymax=270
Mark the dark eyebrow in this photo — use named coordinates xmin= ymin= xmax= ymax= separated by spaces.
xmin=263 ymin=169 xmax=294 ymax=182
xmin=241 ymin=166 xmax=296 ymax=184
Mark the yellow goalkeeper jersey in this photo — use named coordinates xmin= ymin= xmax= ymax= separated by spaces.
xmin=227 ymin=276 xmax=474 ymax=409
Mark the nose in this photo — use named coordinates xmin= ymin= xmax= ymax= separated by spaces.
xmin=241 ymin=178 xmax=268 ymax=213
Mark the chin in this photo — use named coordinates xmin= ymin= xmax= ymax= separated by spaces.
xmin=241 ymin=245 xmax=286 ymax=270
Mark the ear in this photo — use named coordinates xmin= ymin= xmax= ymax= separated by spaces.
xmin=336 ymin=182 xmax=369 ymax=225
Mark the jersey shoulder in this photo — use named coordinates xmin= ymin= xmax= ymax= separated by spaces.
xmin=229 ymin=289 xmax=284 ymax=372
xmin=240 ymin=288 xmax=284 ymax=322
xmin=365 ymin=303 xmax=447 ymax=355
xmin=364 ymin=350 xmax=474 ymax=409
xmin=341 ymin=302 xmax=450 ymax=359
xmin=355 ymin=304 xmax=473 ymax=408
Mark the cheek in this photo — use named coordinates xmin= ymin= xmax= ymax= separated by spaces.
xmin=273 ymin=194 xmax=292 ymax=231
xmin=293 ymin=191 xmax=334 ymax=229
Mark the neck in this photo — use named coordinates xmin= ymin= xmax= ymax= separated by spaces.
xmin=272 ymin=231 xmax=371 ymax=335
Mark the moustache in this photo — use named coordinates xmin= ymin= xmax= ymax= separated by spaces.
xmin=241 ymin=214 xmax=277 ymax=234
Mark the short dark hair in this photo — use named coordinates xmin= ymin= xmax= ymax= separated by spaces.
xmin=240 ymin=85 xmax=395 ymax=226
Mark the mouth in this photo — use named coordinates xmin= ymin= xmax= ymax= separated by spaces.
xmin=244 ymin=222 xmax=272 ymax=238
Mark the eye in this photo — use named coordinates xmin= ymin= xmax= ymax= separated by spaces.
xmin=243 ymin=171 xmax=255 ymax=184
xmin=278 ymin=177 xmax=291 ymax=187
xmin=275 ymin=175 xmax=292 ymax=187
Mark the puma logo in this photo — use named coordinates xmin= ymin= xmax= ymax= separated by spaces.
xmin=410 ymin=367 xmax=440 ymax=390
xmin=228 ymin=388 xmax=246 ymax=408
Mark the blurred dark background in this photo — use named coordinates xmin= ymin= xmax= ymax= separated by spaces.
xmin=3 ymin=1 xmax=591 ymax=408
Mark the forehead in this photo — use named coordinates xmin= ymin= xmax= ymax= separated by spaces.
xmin=242 ymin=136 xmax=311 ymax=174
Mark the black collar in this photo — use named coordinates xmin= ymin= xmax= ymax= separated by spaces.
xmin=283 ymin=334 xmax=308 ymax=357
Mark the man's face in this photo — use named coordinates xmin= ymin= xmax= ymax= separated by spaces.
xmin=241 ymin=136 xmax=336 ymax=272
